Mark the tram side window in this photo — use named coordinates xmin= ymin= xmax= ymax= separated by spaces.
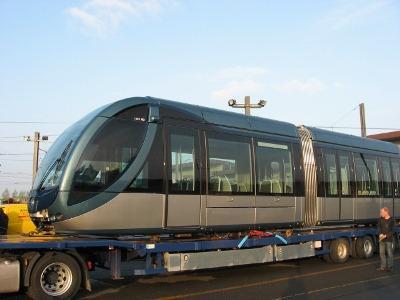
xmin=69 ymin=116 xmax=148 ymax=205
xmin=354 ymin=154 xmax=380 ymax=196
xmin=126 ymin=127 xmax=164 ymax=193
xmin=208 ymin=137 xmax=252 ymax=194
xmin=392 ymin=159 xmax=400 ymax=197
xmin=324 ymin=152 xmax=338 ymax=196
xmin=315 ymin=147 xmax=326 ymax=197
xmin=338 ymin=153 xmax=351 ymax=196
xmin=256 ymin=141 xmax=294 ymax=195
xmin=169 ymin=131 xmax=198 ymax=194
xmin=381 ymin=158 xmax=393 ymax=197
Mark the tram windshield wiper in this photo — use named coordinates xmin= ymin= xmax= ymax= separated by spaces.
xmin=39 ymin=141 xmax=73 ymax=190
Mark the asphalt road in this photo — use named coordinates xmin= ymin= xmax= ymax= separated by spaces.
xmin=4 ymin=254 xmax=400 ymax=300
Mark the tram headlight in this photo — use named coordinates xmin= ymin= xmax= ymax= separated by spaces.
xmin=28 ymin=197 xmax=37 ymax=212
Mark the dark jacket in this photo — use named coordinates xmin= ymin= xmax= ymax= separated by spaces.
xmin=377 ymin=217 xmax=396 ymax=242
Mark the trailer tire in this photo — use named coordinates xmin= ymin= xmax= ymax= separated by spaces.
xmin=329 ymin=238 xmax=350 ymax=264
xmin=26 ymin=252 xmax=81 ymax=300
xmin=355 ymin=236 xmax=375 ymax=259
xmin=322 ymin=241 xmax=333 ymax=263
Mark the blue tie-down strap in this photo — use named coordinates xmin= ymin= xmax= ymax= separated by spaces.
xmin=238 ymin=235 xmax=249 ymax=248
xmin=275 ymin=234 xmax=288 ymax=245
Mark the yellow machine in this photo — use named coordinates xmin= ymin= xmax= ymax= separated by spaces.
xmin=0 ymin=203 xmax=36 ymax=235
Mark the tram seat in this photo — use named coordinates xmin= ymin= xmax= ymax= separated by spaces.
xmin=210 ymin=177 xmax=221 ymax=192
xmin=260 ymin=180 xmax=272 ymax=193
xmin=272 ymin=180 xmax=282 ymax=193
xmin=221 ymin=176 xmax=232 ymax=192
xmin=259 ymin=180 xmax=282 ymax=194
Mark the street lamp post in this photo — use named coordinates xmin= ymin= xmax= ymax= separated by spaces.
xmin=24 ymin=132 xmax=49 ymax=184
xmin=228 ymin=96 xmax=267 ymax=116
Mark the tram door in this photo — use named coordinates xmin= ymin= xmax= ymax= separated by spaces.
xmin=165 ymin=125 xmax=201 ymax=227
xmin=337 ymin=151 xmax=354 ymax=221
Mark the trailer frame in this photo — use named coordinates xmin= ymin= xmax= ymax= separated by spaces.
xmin=0 ymin=226 xmax=399 ymax=299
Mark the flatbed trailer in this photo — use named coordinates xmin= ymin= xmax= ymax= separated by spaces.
xmin=0 ymin=226 xmax=399 ymax=300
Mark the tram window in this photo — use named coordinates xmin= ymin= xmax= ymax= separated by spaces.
xmin=392 ymin=159 xmax=400 ymax=198
xmin=169 ymin=131 xmax=198 ymax=194
xmin=126 ymin=127 xmax=164 ymax=193
xmin=292 ymin=143 xmax=305 ymax=197
xmin=114 ymin=105 xmax=148 ymax=122
xmin=354 ymin=154 xmax=380 ymax=196
xmin=324 ymin=152 xmax=338 ymax=196
xmin=69 ymin=117 xmax=147 ymax=205
xmin=208 ymin=137 xmax=252 ymax=194
xmin=315 ymin=147 xmax=326 ymax=197
xmin=381 ymin=158 xmax=393 ymax=197
xmin=338 ymin=153 xmax=351 ymax=196
xmin=256 ymin=141 xmax=294 ymax=195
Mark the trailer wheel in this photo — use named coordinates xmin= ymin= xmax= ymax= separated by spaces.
xmin=322 ymin=241 xmax=333 ymax=263
xmin=329 ymin=238 xmax=350 ymax=264
xmin=355 ymin=236 xmax=375 ymax=258
xmin=27 ymin=252 xmax=81 ymax=300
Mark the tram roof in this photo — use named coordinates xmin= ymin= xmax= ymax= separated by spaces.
xmin=307 ymin=126 xmax=400 ymax=155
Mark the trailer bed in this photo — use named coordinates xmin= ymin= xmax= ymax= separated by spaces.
xmin=1 ymin=226 xmax=399 ymax=299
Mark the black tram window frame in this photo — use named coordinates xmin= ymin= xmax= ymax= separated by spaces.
xmin=206 ymin=131 xmax=254 ymax=196
xmin=391 ymin=157 xmax=400 ymax=198
xmin=353 ymin=153 xmax=381 ymax=198
xmin=292 ymin=142 xmax=305 ymax=197
xmin=315 ymin=146 xmax=326 ymax=198
xmin=322 ymin=149 xmax=340 ymax=198
xmin=337 ymin=150 xmax=354 ymax=198
xmin=165 ymin=124 xmax=201 ymax=195
xmin=254 ymin=138 xmax=296 ymax=197
xmin=124 ymin=124 xmax=165 ymax=194
xmin=379 ymin=156 xmax=394 ymax=198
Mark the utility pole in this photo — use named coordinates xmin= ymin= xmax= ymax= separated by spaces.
xmin=244 ymin=96 xmax=251 ymax=116
xmin=359 ymin=103 xmax=367 ymax=138
xmin=228 ymin=96 xmax=267 ymax=116
xmin=32 ymin=131 xmax=40 ymax=184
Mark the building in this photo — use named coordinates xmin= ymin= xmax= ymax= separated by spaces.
xmin=368 ymin=131 xmax=400 ymax=148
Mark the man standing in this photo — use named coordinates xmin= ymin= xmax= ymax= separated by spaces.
xmin=377 ymin=207 xmax=396 ymax=271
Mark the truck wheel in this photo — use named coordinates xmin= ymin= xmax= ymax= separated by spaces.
xmin=322 ymin=241 xmax=333 ymax=263
xmin=26 ymin=252 xmax=81 ymax=300
xmin=329 ymin=238 xmax=350 ymax=264
xmin=355 ymin=236 xmax=375 ymax=258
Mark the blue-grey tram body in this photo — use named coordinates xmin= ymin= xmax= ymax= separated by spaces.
xmin=28 ymin=97 xmax=400 ymax=235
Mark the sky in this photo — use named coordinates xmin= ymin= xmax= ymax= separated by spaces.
xmin=0 ymin=0 xmax=399 ymax=193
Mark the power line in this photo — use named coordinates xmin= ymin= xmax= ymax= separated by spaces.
xmin=314 ymin=126 xmax=400 ymax=131
xmin=0 ymin=159 xmax=31 ymax=162
xmin=330 ymin=105 xmax=359 ymax=127
xmin=0 ymin=140 xmax=54 ymax=143
xmin=0 ymin=181 xmax=32 ymax=184
xmin=0 ymin=175 xmax=32 ymax=179
xmin=0 ymin=153 xmax=33 ymax=156
xmin=0 ymin=171 xmax=32 ymax=175
xmin=0 ymin=134 xmax=59 ymax=138
xmin=0 ymin=121 xmax=67 ymax=124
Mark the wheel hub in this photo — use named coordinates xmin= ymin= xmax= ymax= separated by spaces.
xmin=364 ymin=240 xmax=372 ymax=254
xmin=338 ymin=243 xmax=347 ymax=258
xmin=40 ymin=262 xmax=73 ymax=296
xmin=44 ymin=270 xmax=59 ymax=285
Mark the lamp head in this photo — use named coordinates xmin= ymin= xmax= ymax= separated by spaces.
xmin=228 ymin=99 xmax=237 ymax=106
xmin=258 ymin=100 xmax=267 ymax=107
